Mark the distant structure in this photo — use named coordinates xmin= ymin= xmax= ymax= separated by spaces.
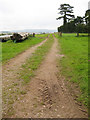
xmin=88 ymin=1 xmax=90 ymax=9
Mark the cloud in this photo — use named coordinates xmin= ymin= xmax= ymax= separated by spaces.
xmin=0 ymin=0 xmax=15 ymax=14
xmin=0 ymin=0 xmax=89 ymax=31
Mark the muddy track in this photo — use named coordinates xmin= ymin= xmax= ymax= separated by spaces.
xmin=8 ymin=36 xmax=88 ymax=118
xmin=2 ymin=37 xmax=48 ymax=117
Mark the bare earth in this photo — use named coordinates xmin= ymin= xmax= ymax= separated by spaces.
xmin=3 ymin=36 xmax=88 ymax=118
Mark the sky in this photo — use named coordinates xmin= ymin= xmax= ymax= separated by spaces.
xmin=0 ymin=0 xmax=89 ymax=31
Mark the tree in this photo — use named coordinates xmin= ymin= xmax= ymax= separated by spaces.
xmin=85 ymin=9 xmax=90 ymax=24
xmin=74 ymin=16 xmax=84 ymax=25
xmin=85 ymin=9 xmax=90 ymax=35
xmin=58 ymin=20 xmax=76 ymax=33
xmin=56 ymin=4 xmax=75 ymax=25
xmin=73 ymin=16 xmax=84 ymax=36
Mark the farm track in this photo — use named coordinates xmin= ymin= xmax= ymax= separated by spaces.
xmin=4 ymin=35 xmax=88 ymax=118
xmin=2 ymin=37 xmax=48 ymax=117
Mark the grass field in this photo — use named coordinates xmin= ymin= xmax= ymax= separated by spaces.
xmin=55 ymin=33 xmax=88 ymax=106
xmin=2 ymin=34 xmax=48 ymax=64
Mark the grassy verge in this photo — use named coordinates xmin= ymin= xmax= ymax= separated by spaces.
xmin=55 ymin=33 xmax=88 ymax=106
xmin=2 ymin=34 xmax=48 ymax=64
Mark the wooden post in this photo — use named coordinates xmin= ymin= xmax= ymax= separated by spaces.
xmin=33 ymin=33 xmax=35 ymax=37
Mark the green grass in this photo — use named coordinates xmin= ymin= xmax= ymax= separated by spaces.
xmin=60 ymin=33 xmax=88 ymax=37
xmin=35 ymin=33 xmax=48 ymax=38
xmin=2 ymin=34 xmax=48 ymax=64
xmin=20 ymin=34 xmax=54 ymax=84
xmin=55 ymin=33 xmax=88 ymax=106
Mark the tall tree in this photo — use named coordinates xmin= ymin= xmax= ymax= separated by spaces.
xmin=56 ymin=4 xmax=75 ymax=25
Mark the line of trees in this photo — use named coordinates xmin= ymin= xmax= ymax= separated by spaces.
xmin=57 ymin=4 xmax=90 ymax=36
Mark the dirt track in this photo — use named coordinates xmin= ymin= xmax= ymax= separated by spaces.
xmin=6 ymin=36 xmax=87 ymax=118
xmin=3 ymin=35 xmax=88 ymax=118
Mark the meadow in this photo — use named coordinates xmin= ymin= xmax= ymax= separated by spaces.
xmin=2 ymin=34 xmax=48 ymax=64
xmin=55 ymin=33 xmax=88 ymax=106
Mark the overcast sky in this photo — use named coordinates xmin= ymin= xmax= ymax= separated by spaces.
xmin=0 ymin=0 xmax=89 ymax=31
